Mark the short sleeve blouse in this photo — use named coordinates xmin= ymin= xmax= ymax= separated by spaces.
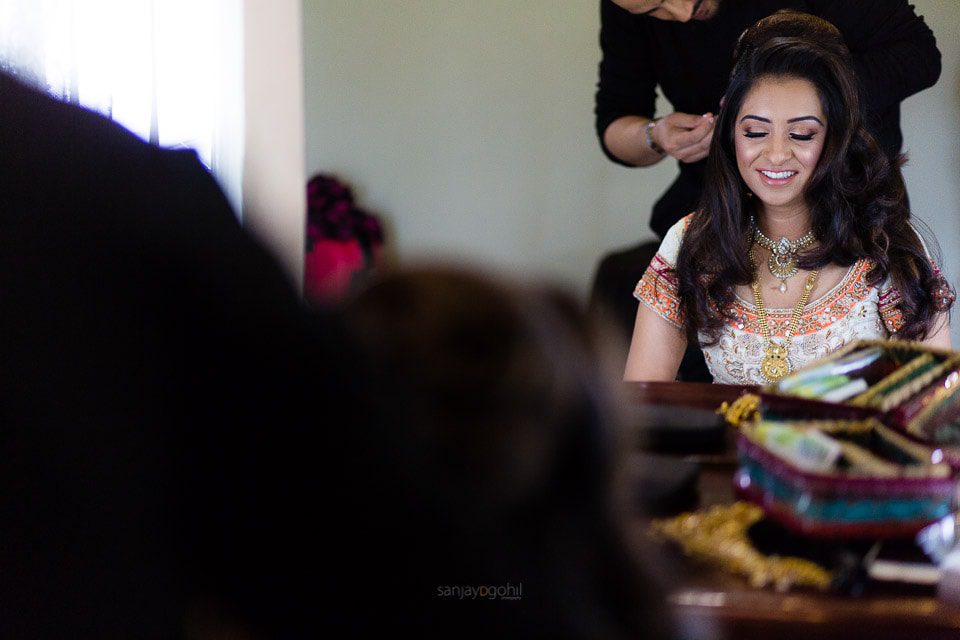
xmin=634 ymin=215 xmax=903 ymax=384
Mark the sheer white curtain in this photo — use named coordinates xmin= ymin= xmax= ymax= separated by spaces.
xmin=0 ymin=0 xmax=244 ymax=212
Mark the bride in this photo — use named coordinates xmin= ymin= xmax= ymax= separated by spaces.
xmin=624 ymin=11 xmax=953 ymax=384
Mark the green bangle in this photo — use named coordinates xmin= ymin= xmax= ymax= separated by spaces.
xmin=645 ymin=119 xmax=665 ymax=155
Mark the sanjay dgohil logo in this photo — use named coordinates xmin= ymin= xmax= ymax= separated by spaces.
xmin=436 ymin=583 xmax=523 ymax=601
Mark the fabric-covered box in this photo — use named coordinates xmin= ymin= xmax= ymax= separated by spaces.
xmin=734 ymin=417 xmax=955 ymax=538
xmin=724 ymin=340 xmax=960 ymax=538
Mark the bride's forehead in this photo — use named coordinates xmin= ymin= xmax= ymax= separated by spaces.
xmin=739 ymin=77 xmax=823 ymax=113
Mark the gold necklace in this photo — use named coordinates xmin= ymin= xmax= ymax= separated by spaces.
xmin=751 ymin=216 xmax=816 ymax=293
xmin=749 ymin=253 xmax=818 ymax=383
xmin=651 ymin=502 xmax=831 ymax=591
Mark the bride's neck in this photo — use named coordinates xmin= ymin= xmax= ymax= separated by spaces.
xmin=754 ymin=203 xmax=812 ymax=240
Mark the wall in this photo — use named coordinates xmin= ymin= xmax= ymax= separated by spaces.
xmin=303 ymin=1 xmax=668 ymax=292
xmin=303 ymin=1 xmax=960 ymax=340
xmin=243 ymin=0 xmax=306 ymax=287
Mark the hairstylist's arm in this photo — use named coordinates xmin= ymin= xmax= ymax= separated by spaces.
xmin=624 ymin=303 xmax=687 ymax=381
xmin=603 ymin=112 xmax=715 ymax=167
xmin=595 ymin=0 xmax=714 ymax=167
xmin=814 ymin=0 xmax=941 ymax=112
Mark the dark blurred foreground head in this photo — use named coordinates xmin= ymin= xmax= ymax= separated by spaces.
xmin=0 ymin=69 xmax=369 ymax=638
xmin=0 ymin=68 xmax=671 ymax=638
xmin=340 ymin=265 xmax=674 ymax=638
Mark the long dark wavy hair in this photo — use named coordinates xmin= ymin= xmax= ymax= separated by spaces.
xmin=675 ymin=11 xmax=953 ymax=344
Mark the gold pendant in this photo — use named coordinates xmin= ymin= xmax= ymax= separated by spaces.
xmin=760 ymin=342 xmax=791 ymax=382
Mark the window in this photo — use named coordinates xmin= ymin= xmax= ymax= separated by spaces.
xmin=0 ymin=0 xmax=243 ymax=211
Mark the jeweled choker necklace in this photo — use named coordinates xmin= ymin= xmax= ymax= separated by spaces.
xmin=750 ymin=216 xmax=816 ymax=293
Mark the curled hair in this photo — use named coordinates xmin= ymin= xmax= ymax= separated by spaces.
xmin=676 ymin=11 xmax=953 ymax=344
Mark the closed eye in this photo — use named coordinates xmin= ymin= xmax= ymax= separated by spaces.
xmin=743 ymin=131 xmax=766 ymax=138
xmin=790 ymin=133 xmax=816 ymax=141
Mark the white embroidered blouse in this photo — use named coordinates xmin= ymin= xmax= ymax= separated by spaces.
xmin=634 ymin=215 xmax=905 ymax=385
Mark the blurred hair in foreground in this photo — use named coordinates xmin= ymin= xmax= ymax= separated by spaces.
xmin=337 ymin=263 xmax=676 ymax=638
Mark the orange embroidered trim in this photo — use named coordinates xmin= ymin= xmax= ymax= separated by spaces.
xmin=728 ymin=259 xmax=888 ymax=337
xmin=635 ymin=254 xmax=684 ymax=328
xmin=878 ymin=285 xmax=904 ymax=334
xmin=634 ymin=221 xmax=908 ymax=337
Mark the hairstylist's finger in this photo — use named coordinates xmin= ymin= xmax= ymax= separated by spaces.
xmin=671 ymin=115 xmax=714 ymax=149
xmin=676 ymin=137 xmax=712 ymax=163
xmin=660 ymin=111 xmax=705 ymax=130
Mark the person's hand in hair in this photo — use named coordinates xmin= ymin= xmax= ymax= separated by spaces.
xmin=650 ymin=111 xmax=716 ymax=162
xmin=602 ymin=110 xmax=715 ymax=167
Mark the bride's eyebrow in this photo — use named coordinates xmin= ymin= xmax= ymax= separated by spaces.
xmin=737 ymin=115 xmax=824 ymax=125
xmin=788 ymin=115 xmax=825 ymax=125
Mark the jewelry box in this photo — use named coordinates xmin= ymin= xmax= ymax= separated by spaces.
xmin=722 ymin=339 xmax=960 ymax=539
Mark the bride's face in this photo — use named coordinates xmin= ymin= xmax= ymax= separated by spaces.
xmin=734 ymin=76 xmax=827 ymax=215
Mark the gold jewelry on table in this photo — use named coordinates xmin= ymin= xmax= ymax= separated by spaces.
xmin=751 ymin=216 xmax=816 ymax=293
xmin=749 ymin=252 xmax=818 ymax=383
xmin=650 ymin=502 xmax=832 ymax=592
xmin=717 ymin=393 xmax=761 ymax=428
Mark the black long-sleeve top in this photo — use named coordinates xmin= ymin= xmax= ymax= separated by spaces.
xmin=595 ymin=0 xmax=942 ymax=239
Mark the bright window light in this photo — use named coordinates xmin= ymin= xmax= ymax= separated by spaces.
xmin=0 ymin=0 xmax=243 ymax=212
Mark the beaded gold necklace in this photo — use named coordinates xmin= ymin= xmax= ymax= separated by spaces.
xmin=749 ymin=251 xmax=819 ymax=383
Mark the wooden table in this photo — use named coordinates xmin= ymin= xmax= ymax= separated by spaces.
xmin=625 ymin=381 xmax=960 ymax=640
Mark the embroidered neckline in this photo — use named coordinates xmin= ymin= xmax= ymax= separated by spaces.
xmin=731 ymin=259 xmax=870 ymax=316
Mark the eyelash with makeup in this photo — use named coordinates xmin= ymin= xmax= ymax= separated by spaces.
xmin=741 ymin=131 xmax=817 ymax=141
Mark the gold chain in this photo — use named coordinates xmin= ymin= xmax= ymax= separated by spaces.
xmin=749 ymin=250 xmax=818 ymax=382
xmin=650 ymin=502 xmax=832 ymax=591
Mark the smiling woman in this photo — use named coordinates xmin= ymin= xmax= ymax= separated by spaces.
xmin=624 ymin=10 xmax=954 ymax=384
